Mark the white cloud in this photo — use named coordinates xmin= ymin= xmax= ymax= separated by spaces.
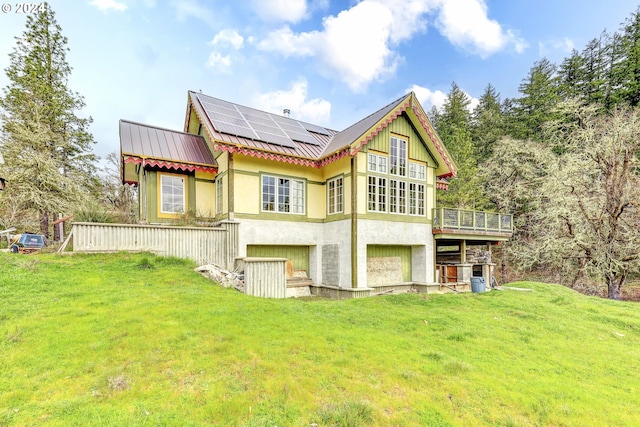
xmin=252 ymin=0 xmax=308 ymax=23
xmin=257 ymin=26 xmax=317 ymax=57
xmin=409 ymin=84 xmax=479 ymax=112
xmin=210 ymin=29 xmax=244 ymax=50
xmin=207 ymin=29 xmax=244 ymax=73
xmin=538 ymin=37 xmax=575 ymax=57
xmin=256 ymin=0 xmax=525 ymax=92
xmin=89 ymin=0 xmax=127 ymax=12
xmin=409 ymin=84 xmax=448 ymax=111
xmin=254 ymin=79 xmax=331 ymax=125
xmin=434 ymin=0 xmax=527 ymax=57
xmin=258 ymin=1 xmax=400 ymax=92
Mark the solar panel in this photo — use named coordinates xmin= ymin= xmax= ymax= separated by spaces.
xmin=213 ymin=122 xmax=257 ymax=140
xmin=255 ymin=131 xmax=297 ymax=148
xmin=302 ymin=122 xmax=331 ymax=136
xmin=198 ymin=93 xmax=326 ymax=149
xmin=285 ymin=130 xmax=320 ymax=145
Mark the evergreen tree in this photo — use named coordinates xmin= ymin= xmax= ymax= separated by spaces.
xmin=433 ymin=82 xmax=486 ymax=209
xmin=620 ymin=7 xmax=640 ymax=106
xmin=0 ymin=4 xmax=97 ymax=236
xmin=558 ymin=49 xmax=587 ymax=100
xmin=510 ymin=58 xmax=560 ymax=141
xmin=470 ymin=84 xmax=503 ymax=162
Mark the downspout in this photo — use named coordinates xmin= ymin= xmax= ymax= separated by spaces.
xmin=141 ymin=159 xmax=147 ymax=222
xmin=228 ymin=152 xmax=234 ymax=220
xmin=351 ymin=155 xmax=358 ymax=288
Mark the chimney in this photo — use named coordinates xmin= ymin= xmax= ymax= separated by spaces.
xmin=283 ymin=108 xmax=290 ymax=118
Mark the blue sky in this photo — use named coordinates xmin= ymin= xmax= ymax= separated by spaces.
xmin=0 ymin=0 xmax=638 ymax=164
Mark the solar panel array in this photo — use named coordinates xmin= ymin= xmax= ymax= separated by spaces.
xmin=198 ymin=94 xmax=329 ymax=149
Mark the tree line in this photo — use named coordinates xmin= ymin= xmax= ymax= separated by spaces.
xmin=430 ymin=7 xmax=640 ymax=299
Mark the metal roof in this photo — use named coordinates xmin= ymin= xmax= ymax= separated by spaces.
xmin=189 ymin=92 xmax=338 ymax=158
xmin=120 ymin=119 xmax=217 ymax=168
xmin=319 ymin=94 xmax=410 ymax=157
xmin=188 ymin=91 xmax=414 ymax=162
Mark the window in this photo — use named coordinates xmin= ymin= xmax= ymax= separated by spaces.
xmin=409 ymin=183 xmax=425 ymax=215
xmin=366 ymin=137 xmax=425 ymax=216
xmin=368 ymin=153 xmax=388 ymax=173
xmin=389 ymin=180 xmax=406 ymax=214
xmin=409 ymin=162 xmax=426 ymax=180
xmin=216 ymin=177 xmax=223 ymax=214
xmin=368 ymin=176 xmax=386 ymax=212
xmin=262 ymin=175 xmax=305 ymax=214
xmin=328 ymin=176 xmax=343 ymax=214
xmin=390 ymin=137 xmax=407 ymax=176
xmin=160 ymin=174 xmax=185 ymax=214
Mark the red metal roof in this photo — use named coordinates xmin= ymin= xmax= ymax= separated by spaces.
xmin=120 ymin=120 xmax=217 ymax=172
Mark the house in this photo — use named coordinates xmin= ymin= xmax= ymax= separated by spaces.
xmin=120 ymin=91 xmax=512 ymax=296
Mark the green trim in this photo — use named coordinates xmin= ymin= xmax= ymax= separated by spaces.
xmin=351 ymin=157 xmax=358 ymax=288
xmin=235 ymin=212 xmax=323 ymax=223
xmin=234 ymin=169 xmax=260 ymax=177
xmin=363 ymin=212 xmax=433 ymax=224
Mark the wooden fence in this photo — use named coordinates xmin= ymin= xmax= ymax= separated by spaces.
xmin=241 ymin=257 xmax=287 ymax=298
xmin=71 ymin=221 xmax=239 ymax=269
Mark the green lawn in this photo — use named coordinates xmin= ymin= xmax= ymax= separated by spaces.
xmin=1 ymin=252 xmax=639 ymax=426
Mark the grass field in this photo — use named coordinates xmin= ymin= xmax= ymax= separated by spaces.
xmin=1 ymin=252 xmax=639 ymax=426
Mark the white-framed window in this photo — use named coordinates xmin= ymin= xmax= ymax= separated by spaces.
xmin=368 ymin=153 xmax=388 ymax=173
xmin=368 ymin=153 xmax=378 ymax=172
xmin=216 ymin=177 xmax=223 ymax=214
xmin=328 ymin=176 xmax=343 ymax=214
xmin=409 ymin=183 xmax=425 ymax=215
xmin=366 ymin=137 xmax=426 ymax=217
xmin=262 ymin=174 xmax=305 ymax=214
xmin=409 ymin=162 xmax=426 ymax=180
xmin=390 ymin=136 xmax=407 ymax=176
xmin=160 ymin=174 xmax=186 ymax=214
xmin=368 ymin=176 xmax=386 ymax=212
xmin=389 ymin=179 xmax=407 ymax=214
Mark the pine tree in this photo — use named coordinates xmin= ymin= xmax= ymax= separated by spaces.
xmin=433 ymin=82 xmax=487 ymax=209
xmin=619 ymin=7 xmax=640 ymax=106
xmin=0 ymin=4 xmax=97 ymax=236
xmin=510 ymin=58 xmax=560 ymax=141
xmin=470 ymin=84 xmax=503 ymax=162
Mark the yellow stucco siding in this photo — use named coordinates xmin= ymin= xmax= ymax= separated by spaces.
xmin=307 ymin=182 xmax=326 ymax=219
xmin=196 ymin=180 xmax=215 ymax=218
xmin=235 ymin=173 xmax=260 ymax=215
xmin=321 ymin=156 xmax=351 ymax=180
xmin=195 ymin=170 xmax=215 ymax=181
xmin=216 ymin=151 xmax=229 ymax=171
xmin=233 ymin=155 xmax=323 ymax=181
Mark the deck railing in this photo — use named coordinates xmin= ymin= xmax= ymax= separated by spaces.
xmin=433 ymin=208 xmax=513 ymax=233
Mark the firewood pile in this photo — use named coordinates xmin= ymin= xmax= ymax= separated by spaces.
xmin=466 ymin=248 xmax=491 ymax=264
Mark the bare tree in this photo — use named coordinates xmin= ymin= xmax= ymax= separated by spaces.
xmin=539 ymin=103 xmax=640 ymax=299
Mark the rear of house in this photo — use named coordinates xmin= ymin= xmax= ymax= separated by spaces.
xmin=118 ymin=90 xmax=511 ymax=297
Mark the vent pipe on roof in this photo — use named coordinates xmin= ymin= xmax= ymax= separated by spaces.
xmin=283 ymin=108 xmax=290 ymax=118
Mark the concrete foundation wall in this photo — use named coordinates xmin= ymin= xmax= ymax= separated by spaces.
xmin=238 ymin=219 xmax=351 ymax=287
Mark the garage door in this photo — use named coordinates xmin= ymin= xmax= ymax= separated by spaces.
xmin=247 ymin=245 xmax=309 ymax=275
xmin=367 ymin=245 xmax=412 ymax=282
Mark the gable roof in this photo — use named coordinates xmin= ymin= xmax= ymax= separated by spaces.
xmin=120 ymin=119 xmax=217 ymax=174
xmin=187 ymin=91 xmax=456 ymax=178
